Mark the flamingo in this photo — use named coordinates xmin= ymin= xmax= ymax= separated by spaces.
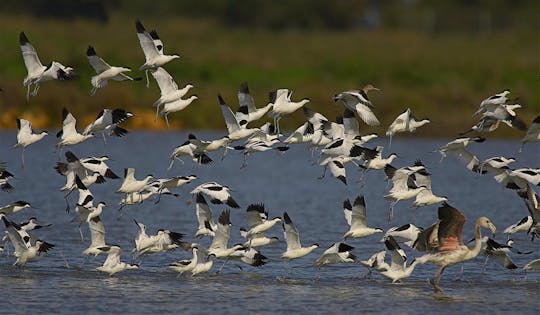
xmin=415 ymin=202 xmax=496 ymax=293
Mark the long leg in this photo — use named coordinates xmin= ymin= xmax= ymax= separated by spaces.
xmin=155 ymin=104 xmax=161 ymax=122
xmin=165 ymin=114 xmax=170 ymax=129
xmin=145 ymin=70 xmax=150 ymax=88
xmin=32 ymin=83 xmax=40 ymax=96
xmin=317 ymin=165 xmax=327 ymax=179
xmin=90 ymin=86 xmax=97 ymax=96
xmin=431 ymin=266 xmax=446 ymax=293
xmin=21 ymin=147 xmax=25 ymax=169
xmin=26 ymin=84 xmax=31 ymax=101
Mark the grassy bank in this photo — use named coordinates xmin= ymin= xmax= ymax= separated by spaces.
xmin=0 ymin=14 xmax=537 ymax=137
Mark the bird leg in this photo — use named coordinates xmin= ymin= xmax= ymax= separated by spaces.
xmin=154 ymin=105 xmax=161 ymax=123
xmin=90 ymin=87 xmax=97 ymax=96
xmin=145 ymin=70 xmax=150 ymax=88
xmin=21 ymin=147 xmax=26 ymax=169
xmin=240 ymin=153 xmax=249 ymax=169
xmin=317 ymin=165 xmax=327 ymax=180
xmin=26 ymin=84 xmax=31 ymax=101
xmin=165 ymin=114 xmax=170 ymax=129
xmin=431 ymin=266 xmax=446 ymax=293
xmin=217 ymin=258 xmax=230 ymax=274
xmin=32 ymin=83 xmax=40 ymax=96
xmin=388 ymin=201 xmax=397 ymax=221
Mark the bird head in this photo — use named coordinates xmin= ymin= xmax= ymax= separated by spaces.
xmin=478 ymin=216 xmax=496 ymax=236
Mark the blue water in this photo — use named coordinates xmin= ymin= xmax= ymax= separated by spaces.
xmin=0 ymin=131 xmax=538 ymax=314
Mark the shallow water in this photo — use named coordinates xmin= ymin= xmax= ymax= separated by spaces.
xmin=0 ymin=131 xmax=538 ymax=314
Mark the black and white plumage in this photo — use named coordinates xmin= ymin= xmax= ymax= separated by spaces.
xmin=14 ymin=118 xmax=48 ymax=168
xmin=342 ymin=196 xmax=383 ymax=239
xmin=244 ymin=203 xmax=281 ymax=238
xmin=219 ymin=94 xmax=260 ymax=141
xmin=82 ymin=215 xmax=108 ymax=256
xmin=333 ymin=85 xmax=380 ymax=126
xmin=0 ymin=200 xmax=31 ymax=215
xmin=267 ymin=88 xmax=310 ymax=134
xmin=116 ymin=167 xmax=153 ymax=196
xmin=473 ymin=90 xmax=512 ymax=117
xmin=169 ymin=138 xmax=213 ymax=169
xmin=235 ymin=82 xmax=272 ymax=125
xmin=385 ymin=108 xmax=430 ymax=147
xmin=207 ymin=210 xmax=245 ymax=258
xmin=133 ymin=220 xmax=187 ymax=255
xmin=376 ymin=236 xmax=419 ymax=283
xmin=438 ymin=137 xmax=486 ymax=172
xmin=135 ymin=20 xmax=180 ymax=87
xmin=150 ymin=67 xmax=195 ymax=126
xmin=56 ymin=108 xmax=94 ymax=149
xmin=83 ymin=108 xmax=134 ymax=138
xmin=383 ymin=162 xmax=429 ymax=219
xmin=86 ymin=46 xmax=140 ymax=95
xmin=1 ymin=214 xmax=54 ymax=265
xmin=313 ymin=242 xmax=356 ymax=267
xmin=381 ymin=223 xmax=423 ymax=248
xmin=190 ymin=182 xmax=239 ymax=208
xmin=96 ymin=245 xmax=139 ymax=276
xmin=194 ymin=193 xmax=217 ymax=238
xmin=520 ymin=115 xmax=540 ymax=152
xmin=281 ymin=212 xmax=319 ymax=260
xmin=503 ymin=216 xmax=533 ymax=236
xmin=482 ymin=238 xmax=518 ymax=270
xmin=55 ymin=151 xmax=108 ymax=192
xmin=0 ymin=164 xmax=14 ymax=192
xmin=19 ymin=32 xmax=75 ymax=100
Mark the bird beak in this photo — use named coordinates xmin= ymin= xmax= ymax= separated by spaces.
xmin=488 ymin=223 xmax=496 ymax=237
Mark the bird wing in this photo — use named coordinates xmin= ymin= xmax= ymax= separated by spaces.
xmin=150 ymin=67 xmax=177 ymax=95
xmin=237 ymin=82 xmax=256 ymax=113
xmin=209 ymin=210 xmax=230 ymax=249
xmin=16 ymin=118 xmax=32 ymax=138
xmin=350 ymin=195 xmax=368 ymax=229
xmin=219 ymin=95 xmax=241 ymax=134
xmin=61 ymin=108 xmax=78 ymax=138
xmin=135 ymin=20 xmax=160 ymax=61
xmin=19 ymin=32 xmax=44 ymax=75
xmin=195 ymin=194 xmax=215 ymax=229
xmin=437 ymin=202 xmax=465 ymax=250
xmin=4 ymin=219 xmax=30 ymax=255
xmin=342 ymin=108 xmax=359 ymax=138
xmin=342 ymin=199 xmax=352 ymax=226
xmin=88 ymin=216 xmax=106 ymax=248
xmin=86 ymin=47 xmax=111 ymax=74
xmin=355 ymin=103 xmax=380 ymax=126
xmin=246 ymin=203 xmax=266 ymax=228
xmin=282 ymin=212 xmax=301 ymax=251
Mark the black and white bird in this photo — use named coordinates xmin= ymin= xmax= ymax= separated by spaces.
xmin=219 ymin=94 xmax=261 ymax=141
xmin=132 ymin=220 xmax=187 ymax=256
xmin=168 ymin=138 xmax=213 ymax=169
xmin=135 ymin=20 xmax=180 ymax=87
xmin=235 ymin=82 xmax=272 ymax=125
xmin=342 ymin=196 xmax=383 ymax=239
xmin=83 ymin=108 xmax=134 ymax=140
xmin=520 ymin=115 xmax=540 ymax=152
xmin=207 ymin=210 xmax=245 ymax=258
xmin=194 ymin=193 xmax=217 ymax=238
xmin=150 ymin=67 xmax=194 ymax=125
xmin=1 ymin=214 xmax=54 ymax=265
xmin=376 ymin=236 xmax=419 ymax=283
xmin=267 ymin=88 xmax=310 ymax=134
xmin=86 ymin=46 xmax=140 ymax=95
xmin=14 ymin=118 xmax=47 ymax=168
xmin=82 ymin=215 xmax=108 ymax=256
xmin=56 ymin=108 xmax=94 ymax=149
xmin=381 ymin=223 xmax=423 ymax=248
xmin=191 ymin=182 xmax=240 ymax=208
xmin=19 ymin=32 xmax=75 ymax=100
xmin=384 ymin=163 xmax=428 ymax=220
xmin=243 ymin=203 xmax=281 ymax=238
xmin=0 ymin=164 xmax=14 ymax=192
xmin=473 ymin=89 xmax=512 ymax=117
xmin=503 ymin=216 xmax=533 ymax=236
xmin=0 ymin=200 xmax=32 ymax=215
xmin=313 ymin=242 xmax=356 ymax=267
xmin=385 ymin=108 xmax=430 ymax=147
xmin=116 ymin=168 xmax=153 ymax=201
xmin=96 ymin=245 xmax=139 ymax=276
xmin=481 ymin=238 xmax=520 ymax=270
xmin=333 ymin=85 xmax=381 ymax=126
xmin=281 ymin=212 xmax=319 ymax=260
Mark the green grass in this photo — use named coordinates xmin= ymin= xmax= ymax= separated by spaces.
xmin=0 ymin=14 xmax=537 ymax=137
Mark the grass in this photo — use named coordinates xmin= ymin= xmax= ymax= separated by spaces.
xmin=0 ymin=13 xmax=537 ymax=137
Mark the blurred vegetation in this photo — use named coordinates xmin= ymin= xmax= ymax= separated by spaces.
xmin=0 ymin=1 xmax=537 ymax=137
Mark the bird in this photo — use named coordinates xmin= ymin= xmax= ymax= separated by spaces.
xmin=96 ymin=245 xmax=139 ymax=276
xmin=207 ymin=210 xmax=245 ymax=259
xmin=190 ymin=247 xmax=217 ymax=276
xmin=153 ymin=175 xmax=197 ymax=196
xmin=228 ymin=247 xmax=268 ymax=267
xmin=281 ymin=212 xmax=319 ymax=260
xmin=0 ymin=200 xmax=31 ymax=215
xmin=239 ymin=227 xmax=279 ymax=248
xmin=14 ymin=118 xmax=48 ymax=168
xmin=135 ymin=20 xmax=180 ymax=87
xmin=82 ymin=108 xmax=134 ymax=141
xmin=383 ymin=163 xmax=429 ymax=220
xmin=342 ymin=196 xmax=383 ymax=239
xmin=313 ymin=242 xmax=356 ymax=267
xmin=219 ymin=94 xmax=260 ymax=141
xmin=381 ymin=223 xmax=423 ymax=248
xmin=360 ymin=250 xmax=389 ymax=274
xmin=132 ymin=220 xmax=186 ymax=256
xmin=82 ymin=215 xmax=109 ymax=256
xmin=159 ymin=95 xmax=199 ymax=128
xmin=376 ymin=236 xmax=419 ymax=283
xmin=385 ymin=108 xmax=430 ymax=147
xmin=194 ymin=193 xmax=217 ymax=238
xmin=56 ymin=108 xmax=94 ymax=150
xmin=235 ymin=82 xmax=272 ymax=125
xmin=150 ymin=67 xmax=194 ymax=124
xmin=19 ymin=31 xmax=75 ymax=100
xmin=169 ymin=245 xmax=199 ymax=275
xmin=168 ymin=138 xmax=213 ymax=169
xmin=414 ymin=202 xmax=496 ymax=293
xmin=503 ymin=216 xmax=533 ymax=237
xmin=243 ymin=203 xmax=281 ymax=238
xmin=438 ymin=136 xmax=486 ymax=162
xmin=473 ymin=89 xmax=512 ymax=117
xmin=318 ymin=156 xmax=349 ymax=185
xmin=116 ymin=168 xmax=153 ymax=202
xmin=359 ymin=146 xmax=398 ymax=172
xmin=190 ymin=182 xmax=240 ymax=208
xmin=482 ymin=238 xmax=518 ymax=270
xmin=523 ymin=259 xmax=540 ymax=271
xmin=333 ymin=85 xmax=381 ymax=126
xmin=1 ymin=214 xmax=54 ymax=266
xmin=411 ymin=162 xmax=448 ymax=208
xmin=86 ymin=45 xmax=140 ymax=96
xmin=54 ymin=151 xmax=107 ymax=193
xmin=0 ymin=165 xmax=14 ymax=192
xmin=267 ymin=88 xmax=310 ymax=134
xmin=520 ymin=115 xmax=540 ymax=152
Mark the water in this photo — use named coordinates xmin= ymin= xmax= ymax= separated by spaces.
xmin=0 ymin=131 xmax=538 ymax=314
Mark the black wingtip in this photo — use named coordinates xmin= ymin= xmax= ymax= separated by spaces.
xmin=227 ymin=197 xmax=240 ymax=208
xmin=19 ymin=32 xmax=29 ymax=45
xmin=239 ymin=82 xmax=249 ymax=94
xmin=86 ymin=45 xmax=96 ymax=56
xmin=217 ymin=94 xmax=226 ymax=106
xmin=65 ymin=151 xmax=78 ymax=163
xmin=149 ymin=29 xmax=160 ymax=39
xmin=282 ymin=212 xmax=292 ymax=224
xmin=135 ymin=19 xmax=145 ymax=33
xmin=337 ymin=242 xmax=354 ymax=252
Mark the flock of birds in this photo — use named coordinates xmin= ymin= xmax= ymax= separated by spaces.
xmin=1 ymin=19 xmax=539 ymax=294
